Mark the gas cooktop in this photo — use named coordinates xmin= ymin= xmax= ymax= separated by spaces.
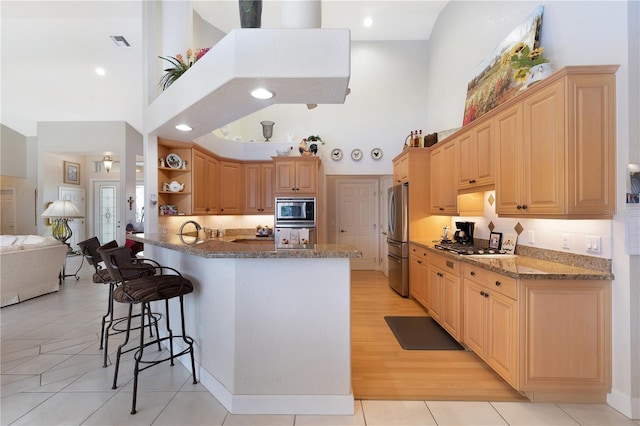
xmin=434 ymin=242 xmax=505 ymax=255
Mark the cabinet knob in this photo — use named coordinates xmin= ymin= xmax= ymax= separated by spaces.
xmin=480 ymin=291 xmax=485 ymax=296
xmin=484 ymin=292 xmax=490 ymax=298
xmin=417 ymin=260 xmax=422 ymax=264
xmin=517 ymin=205 xmax=522 ymax=210
xmin=340 ymin=230 xmax=346 ymax=233
xmin=470 ymin=271 xmax=475 ymax=276
xmin=495 ymin=281 xmax=501 ymax=287
xmin=439 ymin=207 xmax=444 ymax=211
xmin=522 ymin=205 xmax=528 ymax=210
xmin=437 ymin=272 xmax=443 ymax=277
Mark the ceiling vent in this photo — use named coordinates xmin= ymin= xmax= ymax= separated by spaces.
xmin=110 ymin=35 xmax=130 ymax=47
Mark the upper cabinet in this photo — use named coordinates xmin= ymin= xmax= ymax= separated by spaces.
xmin=457 ymin=120 xmax=495 ymax=193
xmin=430 ymin=141 xmax=459 ymax=215
xmin=495 ymin=66 xmax=618 ymax=218
xmin=392 ymin=153 xmax=409 ymax=184
xmin=274 ymin=156 xmax=319 ymax=195
xmin=244 ymin=162 xmax=275 ymax=214
xmin=192 ymin=148 xmax=219 ymax=215
xmin=219 ymin=161 xmax=243 ymax=214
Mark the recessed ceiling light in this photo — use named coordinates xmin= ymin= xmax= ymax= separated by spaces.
xmin=110 ymin=35 xmax=130 ymax=47
xmin=95 ymin=67 xmax=106 ymax=76
xmin=176 ymin=124 xmax=192 ymax=131
xmin=363 ymin=17 xmax=373 ymax=27
xmin=251 ymin=88 xmax=274 ymax=99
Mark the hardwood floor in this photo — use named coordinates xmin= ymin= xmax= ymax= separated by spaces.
xmin=351 ymin=270 xmax=527 ymax=401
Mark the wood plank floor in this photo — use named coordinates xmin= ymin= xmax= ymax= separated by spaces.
xmin=351 ymin=270 xmax=527 ymax=401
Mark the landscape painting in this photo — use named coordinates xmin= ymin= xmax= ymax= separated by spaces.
xmin=462 ymin=6 xmax=544 ymax=126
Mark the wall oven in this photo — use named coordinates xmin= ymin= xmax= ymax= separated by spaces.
xmin=275 ymin=197 xmax=316 ymax=227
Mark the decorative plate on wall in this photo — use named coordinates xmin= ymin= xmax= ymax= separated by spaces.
xmin=351 ymin=149 xmax=363 ymax=161
xmin=331 ymin=148 xmax=343 ymax=161
xmin=166 ymin=153 xmax=183 ymax=169
xmin=371 ymin=148 xmax=383 ymax=160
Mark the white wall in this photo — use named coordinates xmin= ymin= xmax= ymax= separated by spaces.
xmin=215 ymin=41 xmax=430 ymax=176
xmin=424 ymin=1 xmax=636 ymax=419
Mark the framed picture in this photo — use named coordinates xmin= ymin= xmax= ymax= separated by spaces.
xmin=64 ymin=161 xmax=80 ymax=185
xmin=501 ymin=232 xmax=518 ymax=254
xmin=489 ymin=232 xmax=503 ymax=250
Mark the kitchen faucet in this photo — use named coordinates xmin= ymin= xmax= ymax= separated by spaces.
xmin=179 ymin=220 xmax=201 ymax=237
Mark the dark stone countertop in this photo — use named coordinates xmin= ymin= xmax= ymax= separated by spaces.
xmin=410 ymin=240 xmax=614 ymax=280
xmin=129 ymin=233 xmax=362 ymax=259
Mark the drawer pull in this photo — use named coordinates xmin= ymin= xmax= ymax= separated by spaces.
xmin=484 ymin=292 xmax=489 ymax=298
xmin=470 ymin=271 xmax=475 ymax=276
xmin=446 ymin=260 xmax=454 ymax=268
xmin=480 ymin=291 xmax=485 ymax=296
xmin=495 ymin=281 xmax=502 ymax=287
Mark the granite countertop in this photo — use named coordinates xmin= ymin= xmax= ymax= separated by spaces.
xmin=129 ymin=233 xmax=362 ymax=259
xmin=410 ymin=240 xmax=614 ymax=280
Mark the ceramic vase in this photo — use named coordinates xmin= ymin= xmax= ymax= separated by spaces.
xmin=526 ymin=62 xmax=553 ymax=86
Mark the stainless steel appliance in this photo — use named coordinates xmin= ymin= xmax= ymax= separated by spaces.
xmin=453 ymin=221 xmax=475 ymax=244
xmin=275 ymin=197 xmax=316 ymax=227
xmin=275 ymin=197 xmax=316 ymax=247
xmin=387 ymin=183 xmax=409 ymax=297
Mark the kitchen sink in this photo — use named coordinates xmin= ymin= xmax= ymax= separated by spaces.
xmin=467 ymin=254 xmax=518 ymax=259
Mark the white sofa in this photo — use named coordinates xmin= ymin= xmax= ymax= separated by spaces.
xmin=1 ymin=235 xmax=68 ymax=307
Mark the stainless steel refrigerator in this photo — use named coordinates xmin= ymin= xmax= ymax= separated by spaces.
xmin=387 ymin=183 xmax=409 ymax=297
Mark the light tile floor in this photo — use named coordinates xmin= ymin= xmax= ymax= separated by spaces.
xmin=1 ymin=256 xmax=637 ymax=426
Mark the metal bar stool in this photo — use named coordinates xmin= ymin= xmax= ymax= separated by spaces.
xmin=78 ymin=237 xmax=160 ymax=368
xmin=98 ymin=245 xmax=197 ymax=415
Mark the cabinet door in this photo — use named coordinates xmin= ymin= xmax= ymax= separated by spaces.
xmin=244 ymin=164 xmax=261 ymax=213
xmin=495 ymin=104 xmax=523 ymax=215
xmin=295 ymin=161 xmax=318 ymax=194
xmin=440 ymin=270 xmax=461 ymax=340
xmin=192 ymin=150 xmax=218 ymax=214
xmin=457 ymin=132 xmax=475 ymax=189
xmin=474 ymin=121 xmax=495 ymax=187
xmin=409 ymin=253 xmax=424 ymax=304
xmin=430 ymin=147 xmax=445 ymax=214
xmin=485 ymin=290 xmax=518 ymax=388
xmin=393 ymin=154 xmax=409 ymax=183
xmin=275 ymin=160 xmax=297 ymax=193
xmin=442 ymin=142 xmax=459 ymax=214
xmin=426 ymin=265 xmax=441 ymax=320
xmin=463 ymin=279 xmax=486 ymax=355
xmin=522 ymin=80 xmax=565 ymax=215
xmin=219 ymin=161 xmax=243 ymax=214
xmin=260 ymin=163 xmax=275 ymax=213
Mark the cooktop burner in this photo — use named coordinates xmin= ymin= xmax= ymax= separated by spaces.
xmin=434 ymin=242 xmax=503 ymax=255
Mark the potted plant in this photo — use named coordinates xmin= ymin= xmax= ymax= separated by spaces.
xmin=509 ymin=42 xmax=550 ymax=85
xmin=159 ymin=48 xmax=211 ymax=90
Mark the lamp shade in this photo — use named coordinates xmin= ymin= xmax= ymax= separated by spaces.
xmin=41 ymin=200 xmax=83 ymax=218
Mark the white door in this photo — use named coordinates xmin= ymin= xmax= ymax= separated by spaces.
xmin=59 ymin=187 xmax=86 ymax=251
xmin=337 ymin=180 xmax=378 ymax=270
xmin=379 ymin=175 xmax=393 ymax=277
xmin=1 ymin=188 xmax=16 ymax=235
xmin=94 ymin=181 xmax=120 ymax=244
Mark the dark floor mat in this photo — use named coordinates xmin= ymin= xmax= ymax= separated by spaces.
xmin=384 ymin=316 xmax=464 ymax=350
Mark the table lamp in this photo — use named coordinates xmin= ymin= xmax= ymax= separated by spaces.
xmin=41 ymin=200 xmax=83 ymax=246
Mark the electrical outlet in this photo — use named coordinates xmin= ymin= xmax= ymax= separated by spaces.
xmin=527 ymin=230 xmax=535 ymax=244
xmin=562 ymin=233 xmax=570 ymax=250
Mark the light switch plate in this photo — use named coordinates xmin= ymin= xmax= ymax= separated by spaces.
xmin=586 ymin=235 xmax=602 ymax=254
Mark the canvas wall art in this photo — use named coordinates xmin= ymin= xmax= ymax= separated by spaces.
xmin=462 ymin=6 xmax=544 ymax=126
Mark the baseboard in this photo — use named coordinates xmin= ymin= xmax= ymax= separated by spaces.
xmin=607 ymin=388 xmax=639 ymax=420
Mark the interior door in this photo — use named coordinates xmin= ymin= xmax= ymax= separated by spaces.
xmin=0 ymin=188 xmax=16 ymax=235
xmin=94 ymin=181 xmax=120 ymax=245
xmin=59 ymin=186 xmax=86 ymax=251
xmin=337 ymin=180 xmax=378 ymax=270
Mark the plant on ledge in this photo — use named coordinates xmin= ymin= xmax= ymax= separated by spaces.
xmin=508 ymin=42 xmax=548 ymax=82
xmin=159 ymin=47 xmax=211 ymax=90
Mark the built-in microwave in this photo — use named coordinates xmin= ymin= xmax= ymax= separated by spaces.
xmin=274 ymin=197 xmax=316 ymax=227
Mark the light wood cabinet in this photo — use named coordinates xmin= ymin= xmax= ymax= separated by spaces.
xmin=158 ymin=139 xmax=193 ymax=215
xmin=244 ymin=162 xmax=275 ymax=214
xmin=495 ymin=66 xmax=618 ymax=218
xmin=457 ymin=120 xmax=495 ymax=193
xmin=274 ymin=157 xmax=319 ymax=195
xmin=409 ymin=244 xmax=428 ymax=306
xmin=218 ymin=161 xmax=243 ymax=214
xmin=426 ymin=252 xmax=461 ymax=340
xmin=462 ymin=262 xmax=611 ymax=398
xmin=392 ymin=153 xmax=409 ymax=184
xmin=463 ymin=264 xmax=521 ymax=388
xmin=430 ymin=141 xmax=458 ymax=215
xmin=192 ymin=149 xmax=219 ymax=215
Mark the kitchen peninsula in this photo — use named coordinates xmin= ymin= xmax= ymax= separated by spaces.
xmin=129 ymin=233 xmax=361 ymax=415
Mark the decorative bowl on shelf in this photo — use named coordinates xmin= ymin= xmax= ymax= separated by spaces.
xmin=276 ymin=148 xmax=292 ymax=156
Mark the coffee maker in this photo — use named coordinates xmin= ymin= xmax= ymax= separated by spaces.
xmin=454 ymin=221 xmax=475 ymax=245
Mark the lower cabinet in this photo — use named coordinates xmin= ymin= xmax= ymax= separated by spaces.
xmin=426 ymin=252 xmax=461 ymax=341
xmin=409 ymin=244 xmax=428 ymax=306
xmin=462 ymin=262 xmax=611 ymax=399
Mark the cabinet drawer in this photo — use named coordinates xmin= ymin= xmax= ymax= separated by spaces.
xmin=486 ymin=271 xmax=517 ymax=300
xmin=463 ymin=263 xmax=486 ymax=284
xmin=410 ymin=245 xmax=429 ymax=259
xmin=429 ymin=254 xmax=460 ymax=276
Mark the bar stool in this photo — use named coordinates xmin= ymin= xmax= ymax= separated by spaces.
xmin=78 ymin=237 xmax=160 ymax=368
xmin=98 ymin=245 xmax=197 ymax=415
